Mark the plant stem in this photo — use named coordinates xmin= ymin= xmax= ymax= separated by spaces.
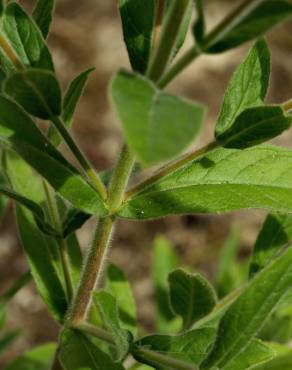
xmin=107 ymin=145 xmax=135 ymax=212
xmin=72 ymin=322 xmax=115 ymax=345
xmin=147 ymin=0 xmax=191 ymax=82
xmin=158 ymin=0 xmax=265 ymax=88
xmin=67 ymin=217 xmax=114 ymax=325
xmin=43 ymin=180 xmax=74 ymax=302
xmin=126 ymin=141 xmax=218 ymax=199
xmin=136 ymin=348 xmax=198 ymax=370
xmin=51 ymin=350 xmax=63 ymax=370
xmin=283 ymin=99 xmax=292 ymax=112
xmin=50 ymin=116 xmax=107 ymax=200
xmin=152 ymin=0 xmax=165 ymax=51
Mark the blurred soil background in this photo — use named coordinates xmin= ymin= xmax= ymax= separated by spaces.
xmin=0 ymin=0 xmax=292 ymax=366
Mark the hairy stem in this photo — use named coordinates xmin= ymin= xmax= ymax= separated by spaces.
xmin=159 ymin=0 xmax=265 ymax=88
xmin=72 ymin=322 xmax=115 ymax=345
xmin=147 ymin=0 xmax=191 ymax=82
xmin=152 ymin=0 xmax=165 ymax=51
xmin=43 ymin=180 xmax=74 ymax=302
xmin=50 ymin=116 xmax=107 ymax=200
xmin=126 ymin=141 xmax=218 ymax=199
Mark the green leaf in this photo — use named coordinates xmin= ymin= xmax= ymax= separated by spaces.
xmin=48 ymin=68 xmax=95 ymax=147
xmin=66 ymin=233 xmax=83 ymax=289
xmin=216 ymin=228 xmax=242 ymax=298
xmin=216 ymin=106 xmax=292 ymax=149
xmin=0 ymin=186 xmax=59 ymax=237
xmin=62 ymin=208 xmax=91 ymax=238
xmin=250 ymin=213 xmax=292 ymax=277
xmin=59 ymin=330 xmax=125 ymax=370
xmin=132 ymin=327 xmax=217 ymax=370
xmin=32 ymin=0 xmax=55 ymax=38
xmin=94 ymin=291 xmax=130 ymax=362
xmin=221 ymin=339 xmax=274 ymax=370
xmin=215 ymin=40 xmax=270 ymax=136
xmin=4 ymin=343 xmax=56 ymax=370
xmin=201 ymin=246 xmax=292 ymax=370
xmin=118 ymin=145 xmax=292 ymax=219
xmin=5 ymin=69 xmax=62 ymax=120
xmin=168 ymin=269 xmax=217 ymax=330
xmin=193 ymin=0 xmax=205 ymax=45
xmin=106 ymin=264 xmax=137 ymax=337
xmin=0 ymin=3 xmax=54 ymax=74
xmin=3 ymin=151 xmax=67 ymax=322
xmin=0 ymin=96 xmax=107 ymax=216
xmin=202 ymin=1 xmax=292 ymax=53
xmin=153 ymin=236 xmax=179 ymax=333
xmin=254 ymin=351 xmax=292 ymax=370
xmin=111 ymin=70 xmax=205 ymax=165
xmin=118 ymin=0 xmax=155 ymax=73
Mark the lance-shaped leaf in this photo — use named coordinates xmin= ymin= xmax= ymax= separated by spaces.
xmin=118 ymin=0 xmax=155 ymax=73
xmin=193 ymin=0 xmax=205 ymax=45
xmin=49 ymin=68 xmax=95 ymax=146
xmin=5 ymin=69 xmax=62 ymax=120
xmin=221 ymin=339 xmax=274 ymax=370
xmin=111 ymin=70 xmax=205 ymax=165
xmin=3 ymin=151 xmax=67 ymax=322
xmin=215 ymin=39 xmax=270 ymax=136
xmin=200 ymin=1 xmax=292 ymax=54
xmin=59 ymin=330 xmax=125 ymax=370
xmin=0 ymin=95 xmax=107 ymax=216
xmin=94 ymin=291 xmax=130 ymax=362
xmin=62 ymin=208 xmax=91 ymax=238
xmin=201 ymin=246 xmax=292 ymax=370
xmin=168 ymin=269 xmax=217 ymax=330
xmin=0 ymin=3 xmax=54 ymax=74
xmin=216 ymin=106 xmax=292 ymax=149
xmin=32 ymin=0 xmax=55 ymax=39
xmin=249 ymin=213 xmax=292 ymax=277
xmin=106 ymin=264 xmax=137 ymax=337
xmin=118 ymin=145 xmax=292 ymax=219
xmin=4 ymin=343 xmax=56 ymax=370
xmin=132 ymin=327 xmax=217 ymax=370
xmin=153 ymin=236 xmax=179 ymax=333
xmin=0 ymin=186 xmax=59 ymax=237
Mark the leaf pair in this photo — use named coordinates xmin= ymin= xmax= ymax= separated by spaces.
xmin=193 ymin=1 xmax=292 ymax=54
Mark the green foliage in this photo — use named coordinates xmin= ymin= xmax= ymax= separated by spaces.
xmin=111 ymin=70 xmax=205 ymax=165
xmin=119 ymin=146 xmax=292 ymax=219
xmin=215 ymin=39 xmax=270 ymax=136
xmin=168 ymin=269 xmax=217 ymax=330
xmin=1 ymin=1 xmax=292 ymax=370
xmin=5 ymin=69 xmax=62 ymax=119
xmin=32 ymin=0 xmax=55 ymax=39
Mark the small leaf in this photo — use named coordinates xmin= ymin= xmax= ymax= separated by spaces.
xmin=202 ymin=246 xmax=292 ymax=369
xmin=249 ymin=213 xmax=292 ymax=277
xmin=0 ymin=3 xmax=54 ymax=73
xmin=4 ymin=151 xmax=67 ymax=322
xmin=106 ymin=264 xmax=137 ymax=337
xmin=62 ymin=208 xmax=91 ymax=238
xmin=0 ymin=331 xmax=20 ymax=357
xmin=49 ymin=68 xmax=95 ymax=147
xmin=153 ymin=236 xmax=179 ymax=333
xmin=5 ymin=69 xmax=62 ymax=120
xmin=59 ymin=330 xmax=125 ymax=370
xmin=215 ymin=40 xmax=270 ymax=136
xmin=0 ymin=96 xmax=107 ymax=216
xmin=221 ymin=339 xmax=275 ymax=370
xmin=94 ymin=291 xmax=130 ymax=362
xmin=132 ymin=327 xmax=217 ymax=370
xmin=118 ymin=0 xmax=155 ymax=73
xmin=118 ymin=145 xmax=292 ymax=219
xmin=111 ymin=70 xmax=205 ymax=165
xmin=4 ymin=343 xmax=56 ymax=370
xmin=168 ymin=269 xmax=217 ymax=329
xmin=32 ymin=0 xmax=55 ymax=38
xmin=216 ymin=106 xmax=292 ymax=149
xmin=202 ymin=1 xmax=292 ymax=53
xmin=193 ymin=0 xmax=205 ymax=45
